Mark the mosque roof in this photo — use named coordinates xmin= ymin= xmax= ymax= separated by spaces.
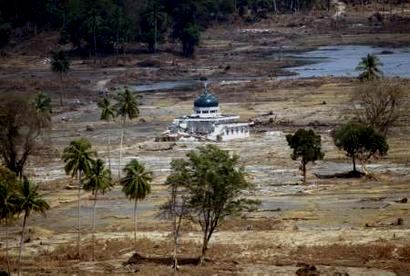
xmin=194 ymin=88 xmax=219 ymax=108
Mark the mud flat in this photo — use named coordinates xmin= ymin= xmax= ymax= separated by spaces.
xmin=1 ymin=9 xmax=410 ymax=274
xmin=0 ymin=76 xmax=407 ymax=274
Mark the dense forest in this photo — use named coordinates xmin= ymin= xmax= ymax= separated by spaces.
xmin=0 ymin=0 xmax=408 ymax=56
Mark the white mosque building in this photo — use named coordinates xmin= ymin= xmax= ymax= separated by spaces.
xmin=167 ymin=85 xmax=250 ymax=141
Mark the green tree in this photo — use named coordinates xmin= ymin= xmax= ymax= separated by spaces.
xmin=0 ymin=17 xmax=11 ymax=48
xmin=51 ymin=50 xmax=70 ymax=106
xmin=98 ymin=97 xmax=117 ymax=171
xmin=61 ymin=0 xmax=131 ymax=54
xmin=85 ymin=6 xmax=102 ymax=63
xmin=62 ymin=138 xmax=96 ymax=258
xmin=173 ymin=145 xmax=258 ymax=263
xmin=286 ymin=129 xmax=324 ymax=184
xmin=83 ymin=158 xmax=112 ymax=261
xmin=51 ymin=50 xmax=70 ymax=81
xmin=0 ymin=179 xmax=19 ymax=274
xmin=333 ymin=121 xmax=388 ymax=175
xmin=356 ymin=54 xmax=383 ymax=81
xmin=139 ymin=0 xmax=168 ymax=53
xmin=111 ymin=5 xmax=131 ymax=55
xmin=120 ymin=159 xmax=152 ymax=245
xmin=33 ymin=92 xmax=52 ymax=115
xmin=168 ymin=1 xmax=201 ymax=57
xmin=179 ymin=22 xmax=200 ymax=57
xmin=16 ymin=178 xmax=49 ymax=275
xmin=161 ymin=159 xmax=190 ymax=270
xmin=114 ymin=88 xmax=139 ymax=178
xmin=33 ymin=92 xmax=52 ymax=128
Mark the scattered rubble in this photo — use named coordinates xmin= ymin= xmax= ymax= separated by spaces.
xmin=139 ymin=142 xmax=176 ymax=151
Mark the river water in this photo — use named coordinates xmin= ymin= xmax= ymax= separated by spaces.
xmin=127 ymin=45 xmax=410 ymax=92
xmin=285 ymin=45 xmax=410 ymax=78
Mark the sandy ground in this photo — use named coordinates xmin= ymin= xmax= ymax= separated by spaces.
xmin=1 ymin=7 xmax=410 ymax=275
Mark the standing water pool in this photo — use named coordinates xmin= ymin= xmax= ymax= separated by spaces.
xmin=284 ymin=45 xmax=410 ymax=78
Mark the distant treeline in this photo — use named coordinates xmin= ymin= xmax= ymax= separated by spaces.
xmin=0 ymin=0 xmax=408 ymax=56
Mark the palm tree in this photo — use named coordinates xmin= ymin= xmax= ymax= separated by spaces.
xmin=16 ymin=178 xmax=49 ymax=275
xmin=97 ymin=97 xmax=116 ymax=172
xmin=33 ymin=92 xmax=52 ymax=115
xmin=85 ymin=8 xmax=102 ymax=64
xmin=114 ymin=88 xmax=139 ymax=178
xmin=356 ymin=54 xmax=383 ymax=81
xmin=62 ymin=138 xmax=96 ymax=258
xmin=83 ymin=158 xmax=112 ymax=261
xmin=0 ymin=180 xmax=19 ymax=275
xmin=33 ymin=92 xmax=52 ymax=128
xmin=50 ymin=50 xmax=70 ymax=106
xmin=51 ymin=50 xmax=70 ymax=81
xmin=141 ymin=0 xmax=167 ymax=53
xmin=120 ymin=159 xmax=152 ymax=245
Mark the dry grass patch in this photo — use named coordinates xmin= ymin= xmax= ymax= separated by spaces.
xmin=292 ymin=243 xmax=410 ymax=273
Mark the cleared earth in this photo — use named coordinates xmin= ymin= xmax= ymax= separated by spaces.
xmin=1 ymin=8 xmax=410 ymax=275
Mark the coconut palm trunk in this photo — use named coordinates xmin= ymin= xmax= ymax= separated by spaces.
xmin=77 ymin=171 xmax=82 ymax=258
xmin=5 ymin=218 xmax=10 ymax=275
xmin=154 ymin=2 xmax=158 ymax=53
xmin=119 ymin=117 xmax=126 ymax=178
xmin=133 ymin=199 xmax=137 ymax=246
xmin=107 ymin=134 xmax=112 ymax=172
xmin=92 ymin=191 xmax=97 ymax=261
xmin=18 ymin=210 xmax=28 ymax=275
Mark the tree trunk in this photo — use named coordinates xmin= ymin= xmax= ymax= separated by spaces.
xmin=92 ymin=192 xmax=97 ymax=261
xmin=172 ymin=219 xmax=178 ymax=271
xmin=5 ymin=218 xmax=10 ymax=275
xmin=272 ymin=0 xmax=277 ymax=13
xmin=133 ymin=199 xmax=137 ymax=247
xmin=18 ymin=211 xmax=28 ymax=276
xmin=172 ymin=188 xmax=178 ymax=271
xmin=108 ymin=133 xmax=112 ymax=172
xmin=352 ymin=155 xmax=357 ymax=172
xmin=77 ymin=171 xmax=82 ymax=259
xmin=118 ymin=117 xmax=126 ymax=179
xmin=59 ymin=72 xmax=64 ymax=106
xmin=200 ymin=235 xmax=209 ymax=265
xmin=93 ymin=24 xmax=97 ymax=65
xmin=302 ymin=162 xmax=307 ymax=184
xmin=154 ymin=3 xmax=158 ymax=53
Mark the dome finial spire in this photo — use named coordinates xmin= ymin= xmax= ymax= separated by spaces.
xmin=203 ymin=81 xmax=208 ymax=94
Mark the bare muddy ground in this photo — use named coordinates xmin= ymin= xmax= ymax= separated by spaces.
xmin=1 ymin=77 xmax=409 ymax=275
xmin=1 ymin=8 xmax=410 ymax=275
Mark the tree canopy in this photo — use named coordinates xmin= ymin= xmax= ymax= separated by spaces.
xmin=0 ymin=96 xmax=49 ymax=177
xmin=286 ymin=129 xmax=324 ymax=184
xmin=353 ymin=80 xmax=404 ymax=137
xmin=0 ymin=0 xmax=334 ymax=55
xmin=356 ymin=54 xmax=383 ymax=81
xmin=333 ymin=121 xmax=388 ymax=174
xmin=51 ymin=50 xmax=70 ymax=77
xmin=120 ymin=159 xmax=153 ymax=244
xmin=168 ymin=145 xmax=259 ymax=262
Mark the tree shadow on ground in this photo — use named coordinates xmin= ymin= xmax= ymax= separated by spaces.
xmin=314 ymin=170 xmax=365 ymax=179
xmin=124 ymin=252 xmax=202 ymax=266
